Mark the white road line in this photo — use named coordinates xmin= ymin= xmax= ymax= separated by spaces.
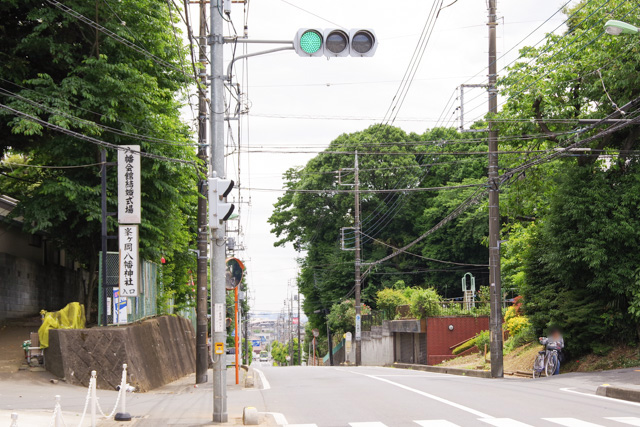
xmin=606 ymin=418 xmax=640 ymax=426
xmin=349 ymin=423 xmax=388 ymax=427
xmin=348 ymin=371 xmax=492 ymax=419
xmin=253 ymin=368 xmax=270 ymax=390
xmin=287 ymin=425 xmax=318 ymax=427
xmin=543 ymin=418 xmax=604 ymax=426
xmin=414 ymin=420 xmax=461 ymax=426
xmin=479 ymin=418 xmax=534 ymax=426
xmin=560 ymin=388 xmax=640 ymax=408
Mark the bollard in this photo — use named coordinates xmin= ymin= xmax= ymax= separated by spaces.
xmin=10 ymin=413 xmax=18 ymax=427
xmin=114 ymin=364 xmax=132 ymax=422
xmin=91 ymin=370 xmax=97 ymax=427
xmin=54 ymin=395 xmax=64 ymax=427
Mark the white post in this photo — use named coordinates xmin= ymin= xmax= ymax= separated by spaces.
xmin=10 ymin=413 xmax=17 ymax=427
xmin=54 ymin=395 xmax=64 ymax=427
xmin=114 ymin=363 xmax=132 ymax=421
xmin=91 ymin=370 xmax=97 ymax=427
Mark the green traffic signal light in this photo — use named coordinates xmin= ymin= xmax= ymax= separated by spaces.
xmin=300 ymin=30 xmax=322 ymax=54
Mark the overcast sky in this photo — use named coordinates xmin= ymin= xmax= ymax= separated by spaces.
xmin=185 ymin=0 xmax=572 ymax=316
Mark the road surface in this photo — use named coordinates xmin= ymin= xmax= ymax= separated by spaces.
xmin=252 ymin=362 xmax=640 ymax=427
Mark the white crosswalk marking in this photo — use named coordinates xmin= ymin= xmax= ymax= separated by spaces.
xmin=543 ymin=418 xmax=604 ymax=427
xmin=414 ymin=421 xmax=460 ymax=426
xmin=349 ymin=423 xmax=388 ymax=427
xmin=287 ymin=425 xmax=318 ymax=427
xmin=479 ymin=418 xmax=534 ymax=426
xmin=606 ymin=418 xmax=640 ymax=426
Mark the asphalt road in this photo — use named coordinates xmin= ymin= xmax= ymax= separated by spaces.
xmin=252 ymin=362 xmax=640 ymax=427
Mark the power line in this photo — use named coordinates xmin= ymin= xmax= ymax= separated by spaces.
xmin=0 ymin=103 xmax=196 ymax=166
xmin=244 ymin=182 xmax=483 ymax=194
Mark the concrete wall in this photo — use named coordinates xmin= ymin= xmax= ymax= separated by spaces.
xmin=426 ymin=316 xmax=489 ymax=365
xmin=341 ymin=321 xmax=394 ymax=366
xmin=45 ymin=315 xmax=196 ymax=392
xmin=0 ymin=252 xmax=86 ymax=321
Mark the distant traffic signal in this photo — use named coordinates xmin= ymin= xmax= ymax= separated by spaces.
xmin=294 ymin=28 xmax=377 ymax=57
xmin=208 ymin=177 xmax=235 ymax=229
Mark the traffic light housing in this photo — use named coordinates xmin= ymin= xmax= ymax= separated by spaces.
xmin=294 ymin=28 xmax=377 ymax=57
xmin=208 ymin=177 xmax=235 ymax=229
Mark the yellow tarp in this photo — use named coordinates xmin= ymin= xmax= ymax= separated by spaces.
xmin=38 ymin=302 xmax=86 ymax=348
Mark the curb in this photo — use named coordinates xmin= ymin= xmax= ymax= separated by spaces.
xmin=392 ymin=362 xmax=492 ymax=378
xmin=596 ymin=385 xmax=640 ymax=403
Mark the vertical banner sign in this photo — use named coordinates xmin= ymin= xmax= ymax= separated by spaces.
xmin=119 ymin=225 xmax=139 ymax=297
xmin=118 ymin=145 xmax=141 ymax=224
xmin=355 ymin=314 xmax=362 ymax=341
xmin=214 ymin=303 xmax=225 ymax=332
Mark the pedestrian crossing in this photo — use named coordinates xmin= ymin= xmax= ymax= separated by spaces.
xmin=285 ymin=416 xmax=640 ymax=427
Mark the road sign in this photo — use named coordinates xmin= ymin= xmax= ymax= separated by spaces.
xmin=312 ymin=328 xmax=319 ymax=338
xmin=355 ymin=314 xmax=361 ymax=341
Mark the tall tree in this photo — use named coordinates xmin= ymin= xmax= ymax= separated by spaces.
xmin=0 ymin=0 xmax=198 ymax=320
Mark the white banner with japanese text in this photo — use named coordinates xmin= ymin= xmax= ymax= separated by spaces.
xmin=118 ymin=145 xmax=141 ymax=224
xmin=119 ymin=225 xmax=139 ymax=297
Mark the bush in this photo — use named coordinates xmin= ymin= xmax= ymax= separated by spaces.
xmin=376 ymin=288 xmax=409 ymax=320
xmin=452 ymin=339 xmax=476 ymax=355
xmin=475 ymin=330 xmax=491 ymax=351
xmin=505 ymin=315 xmax=530 ymax=337
xmin=409 ymin=287 xmax=442 ymax=319
xmin=327 ymin=299 xmax=371 ymax=335
xmin=504 ymin=322 xmax=535 ymax=354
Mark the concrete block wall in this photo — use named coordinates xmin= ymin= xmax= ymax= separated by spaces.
xmin=0 ymin=253 xmax=84 ymax=321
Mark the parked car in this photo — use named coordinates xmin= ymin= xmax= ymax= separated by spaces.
xmin=226 ymin=348 xmax=236 ymax=367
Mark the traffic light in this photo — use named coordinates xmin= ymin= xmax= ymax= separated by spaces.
xmin=208 ymin=177 xmax=235 ymax=229
xmin=294 ymin=28 xmax=377 ymax=57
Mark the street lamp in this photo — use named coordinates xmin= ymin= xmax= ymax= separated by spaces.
xmin=604 ymin=20 xmax=639 ymax=36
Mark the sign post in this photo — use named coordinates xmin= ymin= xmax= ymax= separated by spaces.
xmin=355 ymin=314 xmax=362 ymax=341
xmin=118 ymin=225 xmax=139 ymax=298
xmin=117 ymin=146 xmax=141 ymax=224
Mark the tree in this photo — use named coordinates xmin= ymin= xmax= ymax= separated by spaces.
xmin=269 ymin=125 xmax=489 ymax=337
xmin=0 ymin=0 xmax=198 ymax=320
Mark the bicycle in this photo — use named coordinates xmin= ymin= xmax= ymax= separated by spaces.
xmin=532 ymin=348 xmax=558 ymax=378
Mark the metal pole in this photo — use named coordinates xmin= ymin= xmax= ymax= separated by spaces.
xmin=210 ymin=0 xmax=227 ymax=421
xmin=297 ymin=288 xmax=301 ymax=365
xmin=354 ymin=151 xmax=362 ymax=366
xmin=487 ymin=0 xmax=504 ymax=378
xmin=195 ymin=0 xmax=209 ymax=385
xmin=326 ymin=318 xmax=334 ymax=366
xmin=101 ymin=149 xmax=108 ymax=327
xmin=235 ymin=286 xmax=239 ymax=384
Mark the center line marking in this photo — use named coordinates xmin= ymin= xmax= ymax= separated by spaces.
xmin=348 ymin=371 xmax=492 ymax=419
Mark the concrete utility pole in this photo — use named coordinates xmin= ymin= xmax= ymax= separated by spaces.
xmin=210 ymin=0 xmax=227 ymax=422
xmin=297 ymin=289 xmax=301 ymax=365
xmin=195 ymin=0 xmax=209 ymax=386
xmin=487 ymin=0 xmax=504 ymax=378
xmin=354 ymin=151 xmax=362 ymax=366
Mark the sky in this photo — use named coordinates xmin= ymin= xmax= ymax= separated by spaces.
xmin=184 ymin=0 xmax=574 ymax=315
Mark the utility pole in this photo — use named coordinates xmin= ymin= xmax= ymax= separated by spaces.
xmin=210 ymin=0 xmax=227 ymax=422
xmin=487 ymin=0 xmax=504 ymax=378
xmin=195 ymin=0 xmax=209 ymax=386
xmin=354 ymin=151 xmax=362 ymax=366
xmin=297 ymin=288 xmax=301 ymax=365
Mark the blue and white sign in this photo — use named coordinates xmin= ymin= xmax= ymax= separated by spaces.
xmin=355 ymin=314 xmax=361 ymax=341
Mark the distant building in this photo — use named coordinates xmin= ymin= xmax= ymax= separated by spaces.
xmin=0 ymin=195 xmax=88 ymax=322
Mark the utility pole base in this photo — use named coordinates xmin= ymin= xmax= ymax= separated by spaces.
xmin=213 ymin=413 xmax=228 ymax=423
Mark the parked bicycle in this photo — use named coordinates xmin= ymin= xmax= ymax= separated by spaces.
xmin=532 ymin=348 xmax=558 ymax=378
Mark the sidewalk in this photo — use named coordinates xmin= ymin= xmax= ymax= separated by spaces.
xmin=1 ymin=367 xmax=271 ymax=426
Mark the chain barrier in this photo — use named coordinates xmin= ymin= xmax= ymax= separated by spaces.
xmin=95 ymin=364 xmax=126 ymax=419
xmin=10 ymin=364 xmax=131 ymax=427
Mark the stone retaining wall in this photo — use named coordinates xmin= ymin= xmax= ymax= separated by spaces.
xmin=45 ymin=315 xmax=195 ymax=392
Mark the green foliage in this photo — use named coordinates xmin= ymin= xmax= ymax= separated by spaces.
xmin=268 ymin=125 xmax=490 ymax=336
xmin=242 ymin=339 xmax=253 ymax=365
xmin=408 ymin=287 xmax=442 ymax=319
xmin=474 ymin=330 xmax=491 ymax=351
xmin=452 ymin=339 xmax=476 ymax=355
xmin=327 ymin=299 xmax=371 ymax=336
xmin=0 ymin=0 xmax=198 ymax=320
xmin=270 ymin=339 xmax=301 ymax=366
xmin=376 ymin=288 xmax=409 ymax=320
